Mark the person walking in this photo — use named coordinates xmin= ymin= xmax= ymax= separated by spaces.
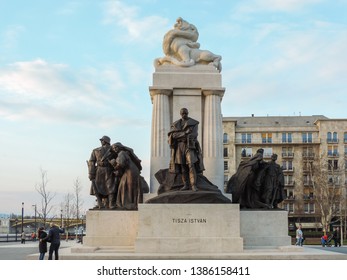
xmin=295 ymin=224 xmax=303 ymax=246
xmin=41 ymin=223 xmax=65 ymax=260
xmin=37 ymin=227 xmax=48 ymax=260
xmin=333 ymin=227 xmax=341 ymax=247
xmin=20 ymin=231 xmax=26 ymax=244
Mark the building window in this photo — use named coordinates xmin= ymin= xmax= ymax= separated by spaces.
xmin=304 ymin=203 xmax=315 ymax=213
xmin=223 ymin=147 xmax=228 ymax=157
xmin=328 ymin=160 xmax=338 ymax=170
xmin=303 ymin=147 xmax=314 ymax=157
xmin=302 ymin=132 xmax=313 ymax=143
xmin=328 ymin=175 xmax=340 ymax=185
xmin=241 ymin=133 xmax=252 ymax=144
xmin=262 ymin=133 xmax=272 ymax=143
xmin=328 ymin=145 xmax=338 ymax=157
xmin=263 ymin=147 xmax=273 ymax=158
xmin=345 ymin=145 xmax=347 ymax=156
xmin=284 ymin=175 xmax=293 ymax=185
xmin=327 ymin=132 xmax=338 ymax=143
xmin=282 ymin=147 xmax=293 ymax=157
xmin=224 ymin=161 xmax=228 ymax=171
xmin=282 ymin=161 xmax=293 ymax=170
xmin=282 ymin=133 xmax=292 ymax=143
xmin=284 ymin=203 xmax=294 ymax=213
xmin=223 ymin=133 xmax=228 ymax=144
xmin=303 ymin=175 xmax=312 ymax=185
xmin=241 ymin=147 xmax=252 ymax=157
xmin=344 ymin=132 xmax=347 ymax=143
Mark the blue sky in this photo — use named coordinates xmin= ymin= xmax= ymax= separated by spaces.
xmin=0 ymin=0 xmax=346 ymax=215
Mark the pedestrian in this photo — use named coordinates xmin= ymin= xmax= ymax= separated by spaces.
xmin=20 ymin=231 xmax=26 ymax=244
xmin=333 ymin=227 xmax=341 ymax=247
xmin=41 ymin=222 xmax=65 ymax=260
xmin=321 ymin=232 xmax=328 ymax=247
xmin=295 ymin=224 xmax=303 ymax=246
xmin=37 ymin=227 xmax=48 ymax=260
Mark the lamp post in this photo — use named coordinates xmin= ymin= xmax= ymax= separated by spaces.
xmin=60 ymin=209 xmax=63 ymax=226
xmin=21 ymin=202 xmax=24 ymax=234
xmin=32 ymin=204 xmax=37 ymax=240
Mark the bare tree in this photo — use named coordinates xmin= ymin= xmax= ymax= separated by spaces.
xmin=35 ymin=168 xmax=56 ymax=227
xmin=308 ymin=156 xmax=344 ymax=232
xmin=73 ymin=178 xmax=84 ymax=228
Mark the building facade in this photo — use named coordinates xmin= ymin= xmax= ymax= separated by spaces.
xmin=222 ymin=115 xmax=347 ymax=230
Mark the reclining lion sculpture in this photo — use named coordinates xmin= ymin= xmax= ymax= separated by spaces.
xmin=155 ymin=17 xmax=222 ymax=72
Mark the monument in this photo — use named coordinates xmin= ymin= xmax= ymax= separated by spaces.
xmin=80 ymin=17 xmax=291 ymax=255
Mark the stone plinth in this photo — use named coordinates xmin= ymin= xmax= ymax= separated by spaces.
xmin=83 ymin=210 xmax=138 ymax=247
xmin=240 ymin=210 xmax=291 ymax=248
xmin=135 ymin=204 xmax=243 ymax=253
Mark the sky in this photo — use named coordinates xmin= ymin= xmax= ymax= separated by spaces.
xmin=0 ymin=0 xmax=346 ymax=216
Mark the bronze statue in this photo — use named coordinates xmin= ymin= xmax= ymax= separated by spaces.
xmin=110 ymin=142 xmax=145 ymax=210
xmin=88 ymin=136 xmax=117 ymax=209
xmin=259 ymin=154 xmax=285 ymax=208
xmin=168 ymin=108 xmax=204 ymax=192
xmin=227 ymin=150 xmax=286 ymax=209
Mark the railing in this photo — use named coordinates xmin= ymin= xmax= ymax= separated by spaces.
xmin=283 ymin=167 xmax=295 ymax=172
xmin=327 ymin=152 xmax=339 ymax=157
xmin=235 ymin=138 xmax=320 ymax=144
xmin=327 ymin=139 xmax=339 ymax=143
xmin=282 ymin=152 xmax=294 ymax=158
xmin=302 ymin=153 xmax=315 ymax=158
xmin=0 ymin=234 xmax=21 ymax=242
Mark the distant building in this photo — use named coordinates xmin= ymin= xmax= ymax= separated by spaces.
xmin=0 ymin=217 xmax=10 ymax=234
xmin=222 ymin=115 xmax=347 ymax=229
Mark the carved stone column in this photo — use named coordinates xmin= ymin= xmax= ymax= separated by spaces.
xmin=203 ymin=89 xmax=225 ymax=192
xmin=149 ymin=88 xmax=172 ymax=193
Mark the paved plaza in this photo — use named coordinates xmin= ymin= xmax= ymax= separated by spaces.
xmin=1 ymin=241 xmax=347 ymax=260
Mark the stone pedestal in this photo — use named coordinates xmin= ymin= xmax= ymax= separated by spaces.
xmin=240 ymin=210 xmax=291 ymax=248
xmin=149 ymin=65 xmax=225 ymax=194
xmin=135 ymin=204 xmax=243 ymax=253
xmin=83 ymin=210 xmax=138 ymax=247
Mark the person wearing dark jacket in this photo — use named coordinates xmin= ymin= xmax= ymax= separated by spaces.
xmin=41 ymin=222 xmax=65 ymax=260
xmin=333 ymin=227 xmax=341 ymax=247
xmin=37 ymin=227 xmax=48 ymax=260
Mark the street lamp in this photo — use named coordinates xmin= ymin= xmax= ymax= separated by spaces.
xmin=32 ymin=204 xmax=37 ymax=239
xmin=60 ymin=209 xmax=63 ymax=226
xmin=21 ymin=202 xmax=24 ymax=233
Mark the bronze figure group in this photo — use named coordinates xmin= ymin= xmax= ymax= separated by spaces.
xmin=226 ymin=149 xmax=286 ymax=209
xmin=88 ymin=136 xmax=148 ymax=210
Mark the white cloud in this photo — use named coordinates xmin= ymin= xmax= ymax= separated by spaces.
xmin=0 ymin=59 xmax=136 ymax=125
xmin=102 ymin=0 xmax=169 ymax=44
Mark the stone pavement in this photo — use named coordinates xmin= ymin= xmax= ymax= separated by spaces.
xmin=24 ymin=242 xmax=347 ymax=260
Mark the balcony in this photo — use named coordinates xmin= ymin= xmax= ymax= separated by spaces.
xmin=282 ymin=152 xmax=294 ymax=158
xmin=285 ymin=181 xmax=295 ymax=187
xmin=234 ymin=137 xmax=320 ymax=145
xmin=327 ymin=152 xmax=339 ymax=158
xmin=302 ymin=152 xmax=315 ymax=159
xmin=282 ymin=167 xmax=295 ymax=173
xmin=327 ymin=139 xmax=339 ymax=144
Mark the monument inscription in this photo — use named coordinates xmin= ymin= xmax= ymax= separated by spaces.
xmin=172 ymin=218 xmax=207 ymax=224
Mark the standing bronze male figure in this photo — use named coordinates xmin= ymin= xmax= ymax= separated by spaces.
xmin=168 ymin=108 xmax=204 ymax=191
xmin=88 ymin=136 xmax=117 ymax=209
